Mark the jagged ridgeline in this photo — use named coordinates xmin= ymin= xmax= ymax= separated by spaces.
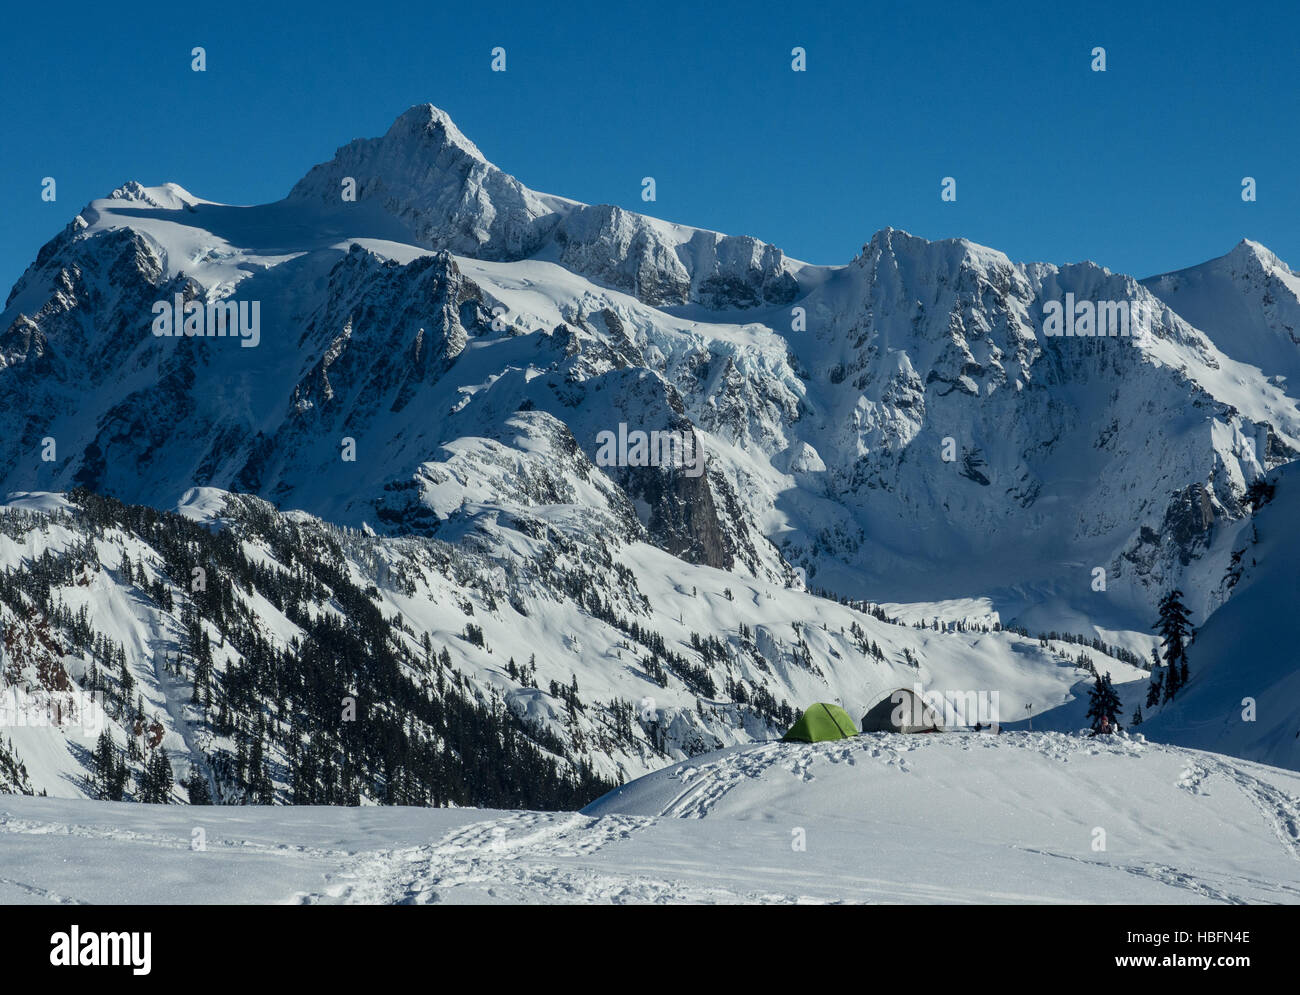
xmin=0 ymin=490 xmax=615 ymax=807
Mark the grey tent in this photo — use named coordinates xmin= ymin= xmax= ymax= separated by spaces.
xmin=861 ymin=687 xmax=944 ymax=733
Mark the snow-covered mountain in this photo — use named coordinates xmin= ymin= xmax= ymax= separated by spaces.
xmin=0 ymin=104 xmax=1297 ymax=803
xmin=1143 ymin=238 xmax=1300 ymax=397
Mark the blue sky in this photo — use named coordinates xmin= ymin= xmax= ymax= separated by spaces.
xmin=2 ymin=0 xmax=1296 ymax=294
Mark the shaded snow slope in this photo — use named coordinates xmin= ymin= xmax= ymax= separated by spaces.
xmin=1137 ymin=462 xmax=1300 ymax=770
xmin=1017 ymin=463 xmax=1300 ymax=771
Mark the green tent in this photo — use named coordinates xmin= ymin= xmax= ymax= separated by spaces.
xmin=782 ymin=702 xmax=858 ymax=742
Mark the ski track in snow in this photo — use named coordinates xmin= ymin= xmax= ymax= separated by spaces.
xmin=1176 ymin=759 xmax=1212 ymax=795
xmin=0 ymin=875 xmax=88 ymax=904
xmin=658 ymin=738 xmax=912 ymax=819
xmin=311 ymin=811 xmax=812 ymax=905
xmin=1013 ymin=848 xmax=1251 ymax=905
xmin=655 ymin=732 xmax=1155 ymax=820
xmin=1197 ymin=755 xmax=1300 ymax=862
xmin=0 ymin=810 xmax=355 ymax=860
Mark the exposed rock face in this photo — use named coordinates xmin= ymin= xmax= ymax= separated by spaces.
xmin=1162 ymin=483 xmax=1217 ymax=565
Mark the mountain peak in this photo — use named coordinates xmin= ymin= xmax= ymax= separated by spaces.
xmin=861 ymin=226 xmax=1015 ymax=276
xmin=1225 ymin=237 xmax=1292 ymax=275
xmin=105 ymin=181 xmax=200 ymax=210
xmin=386 ymin=103 xmax=489 ymax=164
xmin=283 ymin=102 xmax=553 ymax=258
xmin=865 ymin=226 xmax=916 ymax=250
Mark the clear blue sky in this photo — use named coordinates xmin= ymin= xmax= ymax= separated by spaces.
xmin=2 ymin=0 xmax=1296 ymax=294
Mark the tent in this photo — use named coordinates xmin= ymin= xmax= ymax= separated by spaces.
xmin=860 ymin=688 xmax=944 ymax=733
xmin=782 ymin=702 xmax=858 ymax=742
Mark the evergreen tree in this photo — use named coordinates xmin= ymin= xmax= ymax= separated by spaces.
xmin=249 ymin=736 xmax=273 ymax=803
xmin=144 ymin=747 xmax=173 ymax=803
xmin=1085 ymin=672 xmax=1122 ymax=733
xmin=184 ymin=766 xmax=212 ymax=805
xmin=92 ymin=730 xmax=116 ymax=798
xmin=119 ymin=658 xmax=134 ymax=711
xmin=1154 ymin=590 xmax=1194 ymax=702
xmin=1145 ymin=668 xmax=1163 ymax=708
xmin=113 ymin=756 xmax=130 ymax=801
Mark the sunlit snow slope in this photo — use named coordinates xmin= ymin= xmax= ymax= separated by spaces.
xmin=2 ymin=733 xmax=1297 ymax=904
